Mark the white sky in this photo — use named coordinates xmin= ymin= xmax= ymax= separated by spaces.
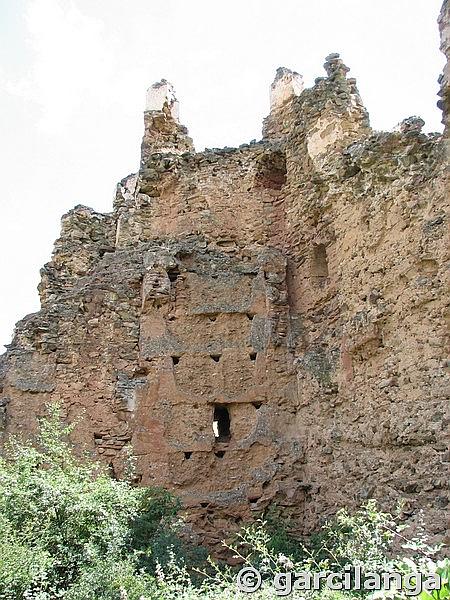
xmin=0 ymin=0 xmax=445 ymax=350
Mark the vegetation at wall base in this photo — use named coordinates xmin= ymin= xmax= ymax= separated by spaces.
xmin=0 ymin=404 xmax=447 ymax=599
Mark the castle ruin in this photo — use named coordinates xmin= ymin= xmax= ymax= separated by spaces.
xmin=1 ymin=1 xmax=449 ymax=553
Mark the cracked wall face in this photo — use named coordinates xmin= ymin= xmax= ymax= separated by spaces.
xmin=1 ymin=9 xmax=449 ymax=555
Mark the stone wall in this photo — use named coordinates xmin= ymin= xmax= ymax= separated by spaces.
xmin=1 ymin=4 xmax=448 ymax=554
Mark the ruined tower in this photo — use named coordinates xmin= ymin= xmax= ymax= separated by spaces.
xmin=1 ymin=6 xmax=449 ymax=553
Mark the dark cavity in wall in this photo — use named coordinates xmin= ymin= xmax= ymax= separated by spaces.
xmin=213 ymin=404 xmax=231 ymax=442
xmin=167 ymin=266 xmax=180 ymax=282
xmin=255 ymin=150 xmax=287 ymax=190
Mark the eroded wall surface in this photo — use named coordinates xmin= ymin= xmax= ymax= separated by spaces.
xmin=1 ymin=9 xmax=449 ymax=552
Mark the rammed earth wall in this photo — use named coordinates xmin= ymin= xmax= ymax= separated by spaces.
xmin=1 ymin=2 xmax=449 ymax=554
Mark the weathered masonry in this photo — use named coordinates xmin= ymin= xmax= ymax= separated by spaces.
xmin=1 ymin=2 xmax=449 ymax=553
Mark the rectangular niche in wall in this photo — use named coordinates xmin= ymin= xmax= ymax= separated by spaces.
xmin=311 ymin=243 xmax=329 ymax=278
xmin=212 ymin=404 xmax=231 ymax=442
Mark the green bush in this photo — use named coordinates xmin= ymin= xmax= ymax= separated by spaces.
xmin=0 ymin=403 xmax=189 ymax=599
xmin=312 ymin=500 xmax=396 ymax=571
xmin=63 ymin=557 xmax=159 ymax=600
xmin=0 ymin=515 xmax=54 ymax=600
xmin=0 ymin=403 xmax=447 ymax=600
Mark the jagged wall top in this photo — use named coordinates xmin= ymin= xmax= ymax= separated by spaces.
xmin=145 ymin=79 xmax=180 ymax=122
xmin=270 ymin=67 xmax=304 ymax=111
xmin=141 ymin=80 xmax=194 ymax=163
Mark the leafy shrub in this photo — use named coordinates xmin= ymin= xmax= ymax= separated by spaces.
xmin=63 ymin=557 xmax=158 ymax=600
xmin=0 ymin=403 xmax=191 ymax=598
xmin=0 ymin=515 xmax=54 ymax=600
xmin=0 ymin=404 xmax=447 ymax=600
xmin=311 ymin=500 xmax=396 ymax=571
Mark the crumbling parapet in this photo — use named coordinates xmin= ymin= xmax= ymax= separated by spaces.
xmin=323 ymin=52 xmax=349 ymax=80
xmin=145 ymin=79 xmax=180 ymax=120
xmin=302 ymin=55 xmax=370 ymax=169
xmin=38 ymin=206 xmax=115 ymax=306
xmin=140 ymin=80 xmax=194 ymax=165
xmin=263 ymin=67 xmax=303 ymax=140
xmin=270 ymin=67 xmax=304 ymax=111
xmin=263 ymin=54 xmax=370 ymax=156
xmin=394 ymin=116 xmax=426 ymax=135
